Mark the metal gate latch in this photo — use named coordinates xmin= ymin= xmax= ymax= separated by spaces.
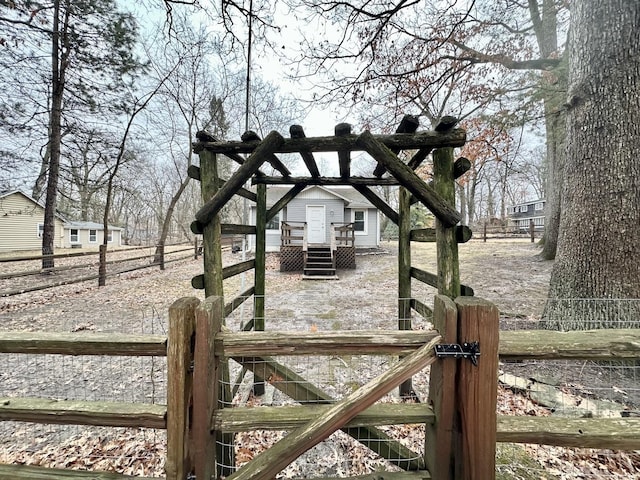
xmin=434 ymin=342 xmax=480 ymax=366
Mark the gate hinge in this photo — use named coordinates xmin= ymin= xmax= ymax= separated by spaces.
xmin=434 ymin=342 xmax=480 ymax=366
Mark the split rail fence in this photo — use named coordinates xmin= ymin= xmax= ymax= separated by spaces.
xmin=1 ymin=295 xmax=639 ymax=479
xmin=0 ymin=243 xmax=196 ymax=297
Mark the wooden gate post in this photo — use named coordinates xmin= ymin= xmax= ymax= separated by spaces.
xmin=425 ymin=294 xmax=458 ymax=480
xmin=193 ymin=296 xmax=225 ymax=479
xmin=166 ymin=296 xmax=199 ymax=480
xmin=398 ymin=187 xmax=413 ymax=396
xmin=454 ymin=297 xmax=499 ymax=480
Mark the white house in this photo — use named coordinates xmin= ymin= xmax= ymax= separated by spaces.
xmin=248 ymin=185 xmax=381 ymax=252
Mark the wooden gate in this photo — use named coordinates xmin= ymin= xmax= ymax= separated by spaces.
xmin=167 ymin=293 xmax=500 ymax=480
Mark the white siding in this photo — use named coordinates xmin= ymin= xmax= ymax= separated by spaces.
xmin=346 ymin=207 xmax=379 ymax=248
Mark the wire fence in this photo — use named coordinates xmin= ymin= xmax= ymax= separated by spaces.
xmin=1 ymin=293 xmax=639 ymax=478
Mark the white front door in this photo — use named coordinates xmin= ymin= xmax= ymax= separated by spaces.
xmin=306 ymin=205 xmax=326 ymax=244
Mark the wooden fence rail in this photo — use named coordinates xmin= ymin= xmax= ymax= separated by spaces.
xmin=1 ymin=297 xmax=639 ymax=479
xmin=0 ymin=244 xmax=194 ymax=297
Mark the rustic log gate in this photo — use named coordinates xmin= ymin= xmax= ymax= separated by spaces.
xmin=1 ymin=116 xmax=640 ymax=479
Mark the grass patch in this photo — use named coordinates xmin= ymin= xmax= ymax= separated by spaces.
xmin=496 ymin=443 xmax=559 ymax=480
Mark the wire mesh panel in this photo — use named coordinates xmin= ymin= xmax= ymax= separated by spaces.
xmin=497 ymin=299 xmax=640 ymax=479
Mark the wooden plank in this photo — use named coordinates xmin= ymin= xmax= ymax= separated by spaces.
xmin=195 ymin=130 xmax=284 ymax=226
xmin=289 ymin=124 xmax=320 ymax=177
xmin=221 ymin=224 xmax=257 ymax=235
xmin=241 ymin=130 xmax=291 ymax=176
xmin=0 ymin=397 xmax=166 ymax=429
xmin=0 ymin=331 xmax=167 ymax=356
xmin=433 ymin=146 xmax=460 ymax=298
xmin=224 ymin=287 xmax=255 ymax=317
xmin=267 ymin=184 xmax=307 ymax=224
xmin=223 ymin=259 xmax=255 ymax=279
xmin=253 ymin=176 xmax=400 ymax=186
xmin=499 ymin=329 xmax=640 ymax=360
xmin=353 ymin=184 xmax=399 ymax=225
xmin=193 ymin=296 xmax=224 ymax=480
xmin=454 ymin=297 xmax=499 ymax=480
xmin=497 ymin=416 xmax=640 ymax=450
xmin=411 ymin=225 xmax=472 ymax=243
xmin=0 ymin=464 xmax=155 ymax=480
xmin=194 ymin=130 xmax=268 ymax=177
xmin=410 ymin=267 xmax=474 ymax=297
xmin=213 ymin=403 xmax=434 ymax=431
xmin=197 ymin=129 xmax=466 ymax=154
xmin=227 ymin=335 xmax=441 ymax=480
xmin=425 ymin=295 xmax=458 ymax=480
xmin=336 ymin=123 xmax=352 ymax=178
xmin=166 ymin=296 xmax=199 ymax=480
xmin=411 ymin=298 xmax=433 ymax=319
xmin=357 ymin=131 xmax=461 ymax=227
xmin=234 ymin=355 xmax=425 ymax=470
xmin=373 ymin=114 xmax=420 ymax=177
xmin=217 ymin=330 xmax=439 ymax=356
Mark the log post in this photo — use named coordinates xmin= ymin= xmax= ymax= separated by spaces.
xmin=433 ymin=147 xmax=460 ymax=298
xmin=196 ymin=143 xmax=235 ymax=474
xmin=98 ymin=244 xmax=107 ymax=287
xmin=253 ymin=183 xmax=267 ymax=396
xmin=398 ymin=187 xmax=413 ymax=397
xmin=425 ymin=295 xmax=458 ymax=480
xmin=166 ymin=296 xmax=199 ymax=480
xmin=193 ymin=296 xmax=225 ymax=479
xmin=454 ymin=297 xmax=499 ymax=480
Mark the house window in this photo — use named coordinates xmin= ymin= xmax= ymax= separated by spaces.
xmin=107 ymin=231 xmax=113 ymax=242
xmin=535 ymin=202 xmax=544 ymax=211
xmin=266 ymin=211 xmax=280 ymax=230
xmin=89 ymin=230 xmax=97 ymax=243
xmin=353 ymin=210 xmax=367 ymax=234
xmin=37 ymin=223 xmax=44 ymax=238
xmin=70 ymin=229 xmax=79 ymax=243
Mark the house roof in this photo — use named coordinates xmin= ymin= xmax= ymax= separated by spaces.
xmin=0 ymin=190 xmax=69 ymax=221
xmin=0 ymin=190 xmax=123 ymax=230
xmin=263 ymin=185 xmax=375 ymax=209
xmin=64 ymin=221 xmax=124 ymax=231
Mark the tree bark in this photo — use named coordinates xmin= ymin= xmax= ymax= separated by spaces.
xmin=530 ymin=0 xmax=566 ymax=260
xmin=42 ymin=0 xmax=70 ymax=270
xmin=544 ymin=0 xmax=640 ymax=329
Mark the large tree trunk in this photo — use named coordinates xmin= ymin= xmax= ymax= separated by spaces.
xmin=530 ymin=0 xmax=566 ymax=260
xmin=543 ymin=0 xmax=640 ymax=330
xmin=42 ymin=0 xmax=69 ymax=270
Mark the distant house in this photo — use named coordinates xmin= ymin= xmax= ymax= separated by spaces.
xmin=248 ymin=185 xmax=381 ymax=252
xmin=61 ymin=220 xmax=123 ymax=249
xmin=507 ymin=199 xmax=545 ymax=232
xmin=0 ymin=190 xmax=123 ymax=253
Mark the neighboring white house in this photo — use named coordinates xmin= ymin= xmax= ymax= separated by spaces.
xmin=61 ymin=220 xmax=123 ymax=249
xmin=248 ymin=185 xmax=380 ymax=252
xmin=0 ymin=190 xmax=122 ymax=252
